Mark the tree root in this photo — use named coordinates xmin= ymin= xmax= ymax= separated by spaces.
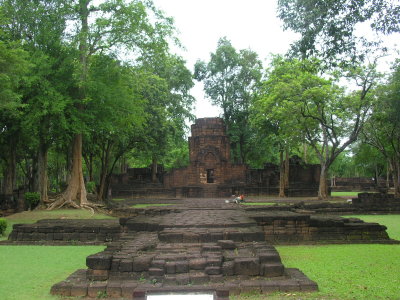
xmin=46 ymin=194 xmax=104 ymax=213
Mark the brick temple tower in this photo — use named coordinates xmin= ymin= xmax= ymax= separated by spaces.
xmin=164 ymin=117 xmax=247 ymax=197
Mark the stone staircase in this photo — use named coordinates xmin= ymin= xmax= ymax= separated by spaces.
xmin=51 ymin=208 xmax=318 ymax=299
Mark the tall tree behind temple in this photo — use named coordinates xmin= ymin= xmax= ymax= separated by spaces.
xmin=194 ymin=37 xmax=263 ymax=164
xmin=253 ymin=57 xmax=379 ymax=199
xmin=137 ymin=53 xmax=195 ymax=181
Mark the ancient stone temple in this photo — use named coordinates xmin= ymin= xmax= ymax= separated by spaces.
xmin=111 ymin=117 xmax=320 ymax=198
xmin=163 ymin=118 xmax=247 ymax=197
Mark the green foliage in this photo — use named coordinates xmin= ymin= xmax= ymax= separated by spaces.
xmin=0 ymin=218 xmax=7 ymax=235
xmin=277 ymin=0 xmax=399 ymax=65
xmin=362 ymin=60 xmax=400 ymax=194
xmin=194 ymin=37 xmax=263 ymax=163
xmin=252 ymin=56 xmax=379 ymax=197
xmin=24 ymin=192 xmax=40 ymax=210
xmin=86 ymin=181 xmax=96 ymax=194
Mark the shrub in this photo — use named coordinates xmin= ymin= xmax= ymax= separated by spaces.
xmin=0 ymin=218 xmax=7 ymax=236
xmin=24 ymin=192 xmax=40 ymax=210
xmin=86 ymin=181 xmax=96 ymax=194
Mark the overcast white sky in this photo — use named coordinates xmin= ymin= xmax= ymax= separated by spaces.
xmin=152 ymin=0 xmax=299 ymax=118
xmin=151 ymin=0 xmax=399 ymax=119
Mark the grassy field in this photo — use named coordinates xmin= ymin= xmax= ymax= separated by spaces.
xmin=0 ymin=245 xmax=104 ymax=300
xmin=0 ymin=210 xmax=399 ymax=300
xmin=330 ymin=191 xmax=361 ymax=197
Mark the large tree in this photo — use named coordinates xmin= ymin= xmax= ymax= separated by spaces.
xmin=194 ymin=37 xmax=263 ymax=163
xmin=46 ymin=0 xmax=175 ymax=209
xmin=1 ymin=0 xmax=78 ymax=205
xmin=277 ymin=0 xmax=400 ymax=64
xmin=253 ymin=57 xmax=378 ymax=199
xmin=363 ymin=60 xmax=400 ymax=196
xmin=0 ymin=38 xmax=30 ymax=196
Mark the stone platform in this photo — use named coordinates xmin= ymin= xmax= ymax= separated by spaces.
xmin=49 ymin=207 xmax=318 ymax=299
xmin=6 ymin=198 xmax=398 ymax=299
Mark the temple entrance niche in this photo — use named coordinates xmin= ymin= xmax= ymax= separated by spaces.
xmin=204 ymin=152 xmax=217 ymax=184
xmin=206 ymin=169 xmax=214 ymax=183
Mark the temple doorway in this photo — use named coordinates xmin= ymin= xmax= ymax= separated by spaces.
xmin=206 ymin=169 xmax=214 ymax=183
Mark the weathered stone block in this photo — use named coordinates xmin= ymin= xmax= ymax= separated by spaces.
xmin=119 ymin=259 xmax=133 ymax=272
xmin=120 ymin=280 xmax=138 ymax=298
xmin=165 ymin=261 xmax=176 ymax=274
xmin=88 ymin=282 xmax=107 ymax=298
xmin=189 ymin=258 xmax=206 ymax=270
xmin=183 ymin=232 xmax=199 ymax=243
xmin=260 ymin=281 xmax=280 ymax=294
xmin=261 ymin=263 xmax=284 ymax=277
xmin=86 ymin=253 xmax=112 ymax=270
xmin=278 ymin=280 xmax=300 ymax=292
xmin=234 ymin=258 xmax=260 ymax=276
xmin=70 ymin=283 xmax=88 ymax=297
xmin=149 ymin=268 xmax=165 ymax=276
xmin=106 ymin=281 xmax=122 ymax=298
xmin=86 ymin=269 xmax=109 ymax=281
xmin=133 ymin=256 xmax=152 ymax=272
xmin=217 ymin=240 xmax=236 ymax=249
xmin=207 ymin=256 xmax=222 ymax=267
xmin=205 ymin=266 xmax=221 ymax=275
xmin=189 ymin=272 xmax=209 ymax=284
xmin=240 ymin=281 xmax=261 ymax=293
xmin=175 ymin=260 xmax=189 ymax=273
xmin=50 ymin=281 xmax=71 ymax=296
xmin=222 ymin=261 xmax=234 ymax=276
xmin=259 ymin=252 xmax=281 ymax=264
xmin=176 ymin=274 xmax=190 ymax=285
xmin=163 ymin=275 xmax=177 ymax=285
xmin=151 ymin=259 xmax=166 ymax=268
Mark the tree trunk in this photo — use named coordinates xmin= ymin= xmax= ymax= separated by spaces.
xmin=284 ymin=148 xmax=289 ymax=188
xmin=38 ymin=143 xmax=49 ymax=204
xmin=31 ymin=158 xmax=39 ymax=193
xmin=152 ymin=157 xmax=158 ymax=183
xmin=3 ymin=147 xmax=16 ymax=195
xmin=279 ymin=150 xmax=285 ymax=197
xmin=98 ymin=140 xmax=113 ymax=202
xmin=98 ymin=170 xmax=107 ymax=202
xmin=83 ymin=153 xmax=94 ymax=182
xmin=386 ymin=161 xmax=390 ymax=189
xmin=318 ymin=164 xmax=329 ymax=199
xmin=59 ymin=134 xmax=88 ymax=205
xmin=51 ymin=0 xmax=89 ymax=208
xmin=393 ymin=160 xmax=400 ymax=197
xmin=303 ymin=143 xmax=308 ymax=164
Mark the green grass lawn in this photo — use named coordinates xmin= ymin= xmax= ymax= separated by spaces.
xmin=1 ymin=210 xmax=399 ymax=300
xmin=0 ymin=245 xmax=104 ymax=300
xmin=331 ymin=191 xmax=361 ymax=197
xmin=234 ymin=214 xmax=400 ymax=300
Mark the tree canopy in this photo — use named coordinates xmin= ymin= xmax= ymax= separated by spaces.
xmin=278 ymin=0 xmax=400 ymax=65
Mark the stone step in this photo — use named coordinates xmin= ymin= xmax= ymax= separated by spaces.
xmin=159 ymin=228 xmax=265 ymax=243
